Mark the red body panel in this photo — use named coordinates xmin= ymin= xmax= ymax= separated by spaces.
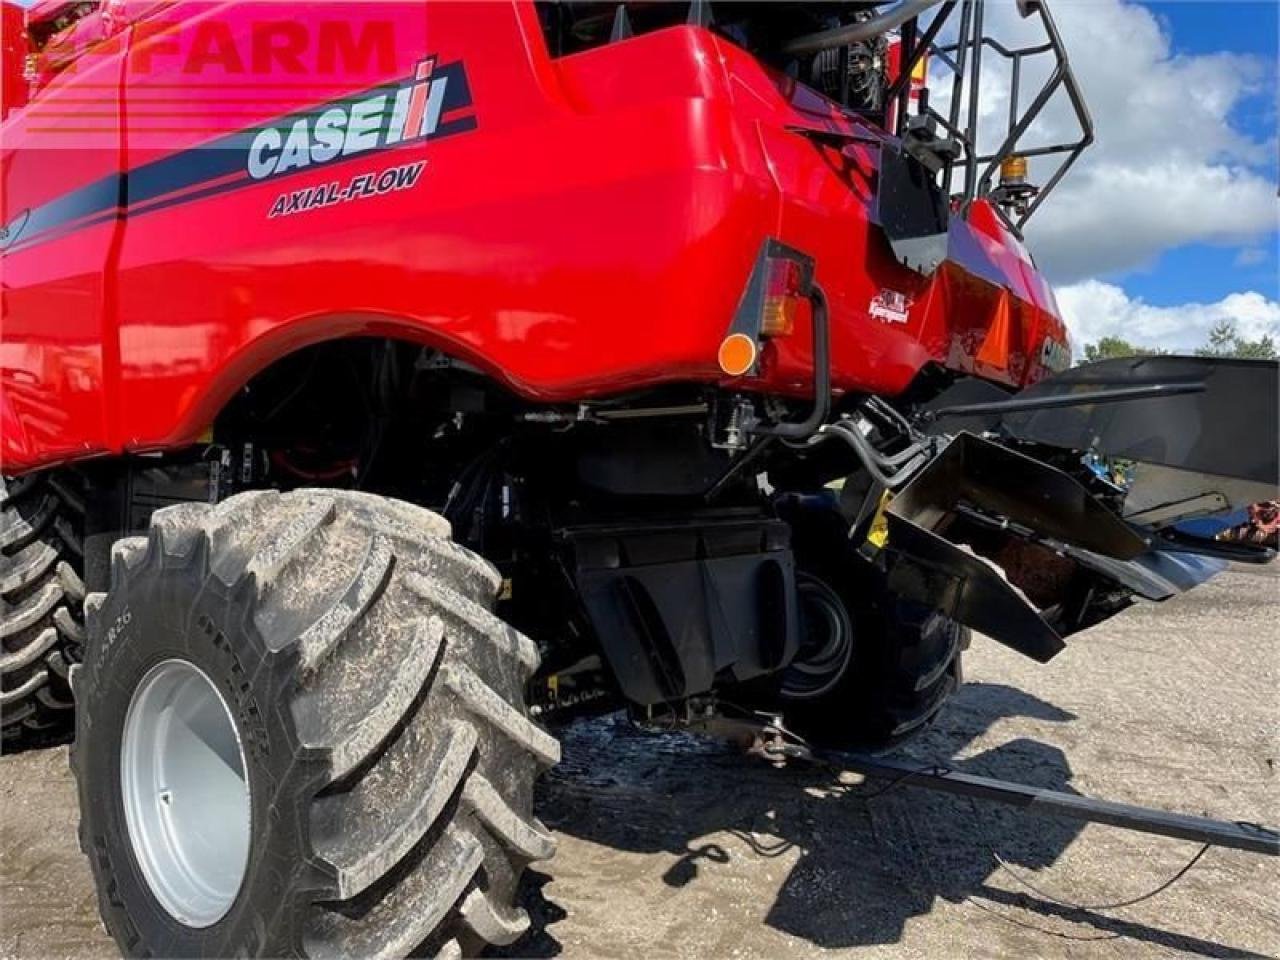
xmin=1 ymin=3 xmax=28 ymax=120
xmin=1 ymin=1 xmax=1067 ymax=474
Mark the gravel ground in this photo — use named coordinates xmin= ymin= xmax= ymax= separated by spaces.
xmin=2 ymin=564 xmax=1277 ymax=958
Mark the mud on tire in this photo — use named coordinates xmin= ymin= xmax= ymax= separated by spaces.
xmin=72 ymin=489 xmax=558 ymax=957
xmin=1 ymin=474 xmax=85 ymax=746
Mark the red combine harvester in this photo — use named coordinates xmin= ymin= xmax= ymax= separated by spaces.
xmin=2 ymin=1 xmax=1276 ymax=955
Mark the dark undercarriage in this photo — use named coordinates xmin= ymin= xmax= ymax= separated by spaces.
xmin=57 ymin=338 xmax=1276 ymax=746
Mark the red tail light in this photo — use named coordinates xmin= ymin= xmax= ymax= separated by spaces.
xmin=760 ymin=257 xmax=805 ymax=338
xmin=718 ymin=241 xmax=815 ymax=377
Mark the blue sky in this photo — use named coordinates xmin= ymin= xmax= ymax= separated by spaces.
xmin=1158 ymin=0 xmax=1278 ymax=58
xmin=1120 ymin=239 xmax=1277 ymax=306
xmin=1105 ymin=1 xmax=1278 ymax=309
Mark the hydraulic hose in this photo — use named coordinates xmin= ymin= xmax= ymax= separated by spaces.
xmin=812 ymin=422 xmax=930 ymax=489
xmin=782 ymin=0 xmax=946 ymax=56
xmin=826 ymin=419 xmax=928 ymax=470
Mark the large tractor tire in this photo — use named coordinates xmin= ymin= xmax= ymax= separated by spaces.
xmin=1 ymin=474 xmax=84 ymax=746
xmin=772 ymin=494 xmax=967 ymax=752
xmin=72 ymin=489 xmax=558 ymax=958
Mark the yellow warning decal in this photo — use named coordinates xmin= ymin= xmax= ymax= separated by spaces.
xmin=866 ymin=490 xmax=893 ymax=549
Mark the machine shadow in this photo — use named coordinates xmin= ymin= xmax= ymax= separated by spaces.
xmin=497 ymin=681 xmax=1261 ymax=958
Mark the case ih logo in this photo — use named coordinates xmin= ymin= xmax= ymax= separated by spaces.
xmin=247 ymin=56 xmax=471 ymax=181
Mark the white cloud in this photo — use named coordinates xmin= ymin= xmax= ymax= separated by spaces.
xmin=1055 ymin=279 xmax=1280 ymax=354
xmin=1234 ymin=246 xmax=1270 ymax=267
xmin=936 ymin=0 xmax=1279 ymax=283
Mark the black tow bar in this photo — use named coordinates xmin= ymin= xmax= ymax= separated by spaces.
xmin=820 ymin=750 xmax=1279 ymax=856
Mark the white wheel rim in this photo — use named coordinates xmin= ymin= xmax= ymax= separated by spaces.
xmin=120 ymin=658 xmax=252 ymax=927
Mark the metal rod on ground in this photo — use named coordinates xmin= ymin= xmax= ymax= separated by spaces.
xmin=827 ymin=751 xmax=1280 ymax=856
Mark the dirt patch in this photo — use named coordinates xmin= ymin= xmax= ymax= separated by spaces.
xmin=3 ymin=565 xmax=1277 ymax=958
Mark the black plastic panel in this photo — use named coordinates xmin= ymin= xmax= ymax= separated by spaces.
xmin=566 ymin=516 xmax=799 ymax=706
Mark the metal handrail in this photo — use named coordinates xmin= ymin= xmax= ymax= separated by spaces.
xmin=892 ymin=0 xmax=1095 ymax=232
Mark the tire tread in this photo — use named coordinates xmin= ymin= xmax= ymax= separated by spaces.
xmin=77 ymin=488 xmax=554 ymax=958
xmin=1 ymin=475 xmax=84 ymax=744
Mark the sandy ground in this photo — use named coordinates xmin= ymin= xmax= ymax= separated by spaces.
xmin=2 ymin=564 xmax=1277 ymax=958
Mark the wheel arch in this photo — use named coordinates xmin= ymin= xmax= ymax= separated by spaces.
xmin=129 ymin=310 xmax=538 ymax=457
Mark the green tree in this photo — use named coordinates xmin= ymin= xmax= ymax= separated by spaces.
xmin=1195 ymin=320 xmax=1277 ymax=360
xmin=1082 ymin=336 xmax=1164 ymax=363
xmin=1081 ymin=322 xmax=1278 ymax=364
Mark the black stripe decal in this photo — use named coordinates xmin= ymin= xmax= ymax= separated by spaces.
xmin=2 ymin=175 xmax=122 ymax=251
xmin=3 ymin=60 xmax=474 ymax=253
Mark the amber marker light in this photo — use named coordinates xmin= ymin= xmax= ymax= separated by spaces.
xmin=717 ymin=333 xmax=758 ymax=377
xmin=1000 ymin=154 xmax=1028 ymax=185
